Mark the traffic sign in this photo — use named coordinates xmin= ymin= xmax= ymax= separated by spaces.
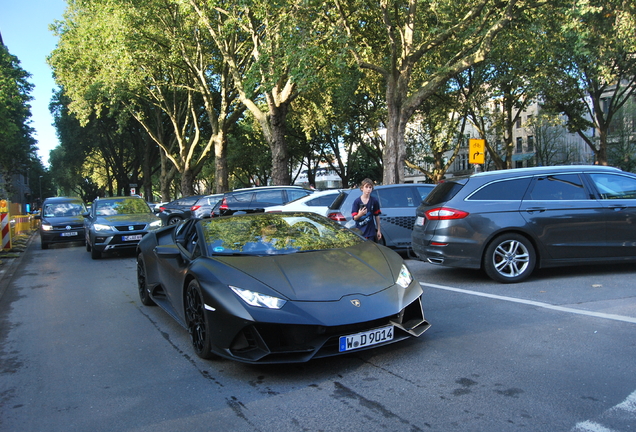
xmin=469 ymin=139 xmax=485 ymax=164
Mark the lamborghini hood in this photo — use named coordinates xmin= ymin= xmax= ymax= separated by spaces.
xmin=216 ymin=242 xmax=398 ymax=302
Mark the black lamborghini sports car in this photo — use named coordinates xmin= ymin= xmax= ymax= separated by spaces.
xmin=136 ymin=212 xmax=430 ymax=364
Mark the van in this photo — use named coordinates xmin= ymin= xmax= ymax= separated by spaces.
xmin=38 ymin=197 xmax=87 ymax=249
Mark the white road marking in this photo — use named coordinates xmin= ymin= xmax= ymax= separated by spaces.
xmin=570 ymin=390 xmax=636 ymax=432
xmin=420 ymin=282 xmax=636 ymax=324
xmin=418 ymin=281 xmax=636 ymax=431
xmin=612 ymin=389 xmax=636 ymax=414
xmin=571 ymin=420 xmax=616 ymax=432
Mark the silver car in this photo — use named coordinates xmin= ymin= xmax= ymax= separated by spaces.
xmin=411 ymin=165 xmax=636 ymax=283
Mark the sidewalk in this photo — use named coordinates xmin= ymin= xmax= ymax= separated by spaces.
xmin=0 ymin=231 xmax=36 ymax=302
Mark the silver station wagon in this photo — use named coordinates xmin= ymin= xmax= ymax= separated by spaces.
xmin=411 ymin=165 xmax=636 ymax=283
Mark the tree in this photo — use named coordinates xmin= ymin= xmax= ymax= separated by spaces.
xmin=0 ymin=44 xmax=37 ymax=185
xmin=50 ymin=0 xmax=242 ymax=197
xmin=295 ymin=68 xmax=386 ymax=188
xmin=405 ymin=89 xmax=468 ymax=183
xmin=188 ymin=0 xmax=346 ymax=185
xmin=227 ymin=118 xmax=272 ymax=188
xmin=333 ymin=0 xmax=550 ymax=184
xmin=539 ymin=0 xmax=636 ymax=166
xmin=607 ymin=97 xmax=636 ymax=172
xmin=49 ymin=89 xmax=157 ymax=199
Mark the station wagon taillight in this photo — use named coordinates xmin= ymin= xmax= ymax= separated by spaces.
xmin=425 ymin=207 xmax=469 ymax=220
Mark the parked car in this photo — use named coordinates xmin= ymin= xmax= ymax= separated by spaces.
xmin=327 ymin=183 xmax=435 ymax=251
xmin=37 ymin=197 xmax=87 ymax=249
xmin=152 ymin=202 xmax=168 ymax=213
xmin=211 ymin=186 xmax=313 ymax=217
xmin=191 ymin=194 xmax=223 ymax=219
xmin=411 ymin=165 xmax=636 ymax=283
xmin=265 ymin=189 xmax=341 ymax=216
xmin=158 ymin=195 xmax=206 ymax=225
xmin=136 ymin=212 xmax=430 ymax=363
xmin=83 ymin=196 xmax=162 ymax=259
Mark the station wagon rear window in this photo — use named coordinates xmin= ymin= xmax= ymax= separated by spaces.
xmin=468 ymin=177 xmax=532 ymax=201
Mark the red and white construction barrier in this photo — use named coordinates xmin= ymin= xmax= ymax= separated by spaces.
xmin=1 ymin=212 xmax=11 ymax=250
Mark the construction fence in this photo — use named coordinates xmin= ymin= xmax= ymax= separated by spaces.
xmin=1 ymin=199 xmax=39 ymax=250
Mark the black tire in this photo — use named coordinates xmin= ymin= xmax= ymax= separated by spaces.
xmin=41 ymin=242 xmax=49 ymax=250
xmin=91 ymin=247 xmax=101 ymax=260
xmin=86 ymin=236 xmax=91 ymax=251
xmin=185 ymin=280 xmax=214 ymax=359
xmin=168 ymin=216 xmax=182 ymax=225
xmin=137 ymin=254 xmax=156 ymax=306
xmin=483 ymin=233 xmax=536 ymax=283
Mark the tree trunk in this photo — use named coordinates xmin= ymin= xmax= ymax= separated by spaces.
xmin=214 ymin=134 xmax=229 ymax=193
xmin=268 ymin=102 xmax=291 ymax=185
xmin=159 ymin=151 xmax=172 ymax=202
xmin=383 ymin=79 xmax=402 ymax=185
xmin=181 ymin=167 xmax=195 ymax=197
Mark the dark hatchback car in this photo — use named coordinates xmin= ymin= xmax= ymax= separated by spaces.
xmin=83 ymin=196 xmax=162 ymax=259
xmin=412 ymin=165 xmax=636 ymax=283
xmin=158 ymin=195 xmax=206 ymax=226
xmin=327 ymin=184 xmax=435 ymax=251
xmin=38 ymin=197 xmax=87 ymax=249
xmin=211 ymin=186 xmax=313 ymax=217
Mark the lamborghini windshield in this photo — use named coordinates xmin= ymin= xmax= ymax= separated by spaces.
xmin=200 ymin=212 xmax=363 ymax=255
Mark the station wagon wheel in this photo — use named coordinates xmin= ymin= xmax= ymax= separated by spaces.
xmin=137 ymin=254 xmax=156 ymax=306
xmin=168 ymin=216 xmax=182 ymax=225
xmin=185 ymin=280 xmax=214 ymax=359
xmin=483 ymin=233 xmax=536 ymax=283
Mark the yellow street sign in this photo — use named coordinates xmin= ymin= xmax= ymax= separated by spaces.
xmin=469 ymin=139 xmax=485 ymax=164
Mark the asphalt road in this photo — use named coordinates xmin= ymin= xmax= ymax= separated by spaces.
xmin=1 ymin=238 xmax=635 ymax=432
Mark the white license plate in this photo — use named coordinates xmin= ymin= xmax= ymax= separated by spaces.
xmin=122 ymin=234 xmax=143 ymax=241
xmin=60 ymin=232 xmax=78 ymax=237
xmin=339 ymin=325 xmax=394 ymax=352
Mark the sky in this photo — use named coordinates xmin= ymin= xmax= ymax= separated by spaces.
xmin=1 ymin=0 xmax=68 ymax=166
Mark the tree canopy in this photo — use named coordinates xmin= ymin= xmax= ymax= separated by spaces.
xmin=42 ymin=0 xmax=636 ymax=199
xmin=0 ymin=44 xmax=38 ymax=184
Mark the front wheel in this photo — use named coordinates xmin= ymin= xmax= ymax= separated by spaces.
xmin=137 ymin=254 xmax=155 ymax=306
xmin=91 ymin=247 xmax=101 ymax=260
xmin=483 ymin=233 xmax=536 ymax=283
xmin=185 ymin=280 xmax=214 ymax=359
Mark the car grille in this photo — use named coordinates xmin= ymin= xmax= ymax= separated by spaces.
xmin=228 ymin=296 xmax=429 ymax=363
xmin=114 ymin=224 xmax=147 ymax=231
xmin=381 ymin=215 xmax=416 ymax=230
xmin=49 ymin=223 xmax=83 ymax=231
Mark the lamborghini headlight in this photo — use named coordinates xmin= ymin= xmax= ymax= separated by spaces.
xmin=230 ymin=286 xmax=286 ymax=309
xmin=396 ymin=265 xmax=413 ymax=289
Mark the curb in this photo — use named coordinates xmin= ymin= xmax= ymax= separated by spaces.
xmin=0 ymin=232 xmax=37 ymax=303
